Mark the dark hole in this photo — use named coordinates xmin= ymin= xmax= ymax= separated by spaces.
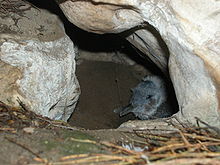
xmin=24 ymin=0 xmax=179 ymax=130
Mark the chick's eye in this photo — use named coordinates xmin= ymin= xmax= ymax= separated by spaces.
xmin=146 ymin=95 xmax=152 ymax=99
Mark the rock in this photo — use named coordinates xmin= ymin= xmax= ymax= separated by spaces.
xmin=57 ymin=0 xmax=143 ymax=34
xmin=57 ymin=0 xmax=220 ymax=127
xmin=23 ymin=127 xmax=35 ymax=134
xmin=126 ymin=28 xmax=170 ymax=75
xmin=118 ymin=119 xmax=179 ymax=134
xmin=0 ymin=0 xmax=80 ymax=121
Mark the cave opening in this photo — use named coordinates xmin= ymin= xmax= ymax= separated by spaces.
xmin=68 ymin=36 xmax=179 ymax=129
xmin=24 ymin=0 xmax=178 ymax=130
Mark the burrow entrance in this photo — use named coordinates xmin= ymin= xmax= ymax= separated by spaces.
xmin=67 ymin=33 xmax=178 ymax=129
xmin=25 ymin=0 xmax=179 ymax=130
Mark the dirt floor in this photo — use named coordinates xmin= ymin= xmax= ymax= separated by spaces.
xmin=0 ymin=127 xmax=147 ymax=165
xmin=0 ymin=98 xmax=148 ymax=165
xmin=1 ymin=105 xmax=220 ymax=165
xmin=68 ymin=60 xmax=147 ymax=129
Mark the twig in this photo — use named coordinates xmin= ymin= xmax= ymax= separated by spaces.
xmin=122 ymin=132 xmax=149 ymax=145
xmin=177 ymin=130 xmax=196 ymax=152
xmin=16 ymin=97 xmax=27 ymax=112
xmin=195 ymin=117 xmax=220 ymax=135
xmin=0 ymin=127 xmax=16 ymax=132
xmin=135 ymin=131 xmax=170 ymax=141
xmin=60 ymin=154 xmax=90 ymax=161
xmin=196 ymin=140 xmax=210 ymax=152
xmin=183 ymin=133 xmax=220 ymax=142
xmin=178 ymin=130 xmax=190 ymax=146
xmin=36 ymin=117 xmax=79 ymax=131
xmin=70 ymin=137 xmax=97 ymax=144
xmin=100 ymin=141 xmax=140 ymax=155
xmin=5 ymin=137 xmax=45 ymax=161
xmin=149 ymin=152 xmax=220 ymax=160
xmin=151 ymin=141 xmax=220 ymax=154
xmin=151 ymin=158 xmax=220 ymax=165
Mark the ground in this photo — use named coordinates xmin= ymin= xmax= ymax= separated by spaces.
xmin=69 ymin=60 xmax=146 ymax=129
xmin=0 ymin=127 xmax=148 ymax=164
xmin=1 ymin=60 xmax=220 ymax=165
xmin=1 ymin=115 xmax=220 ymax=165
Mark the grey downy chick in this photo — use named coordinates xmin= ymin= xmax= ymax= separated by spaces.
xmin=114 ymin=76 xmax=172 ymax=120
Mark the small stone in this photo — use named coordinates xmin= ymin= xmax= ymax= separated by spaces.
xmin=23 ymin=127 xmax=35 ymax=134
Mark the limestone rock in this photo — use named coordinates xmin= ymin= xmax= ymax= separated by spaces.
xmin=58 ymin=0 xmax=220 ymax=127
xmin=0 ymin=0 xmax=80 ymax=121
xmin=57 ymin=0 xmax=143 ymax=34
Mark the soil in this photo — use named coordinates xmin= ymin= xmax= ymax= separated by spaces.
xmin=68 ymin=60 xmax=148 ymax=129
xmin=0 ymin=127 xmax=149 ymax=165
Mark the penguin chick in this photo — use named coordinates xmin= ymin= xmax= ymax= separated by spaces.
xmin=114 ymin=76 xmax=172 ymax=120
